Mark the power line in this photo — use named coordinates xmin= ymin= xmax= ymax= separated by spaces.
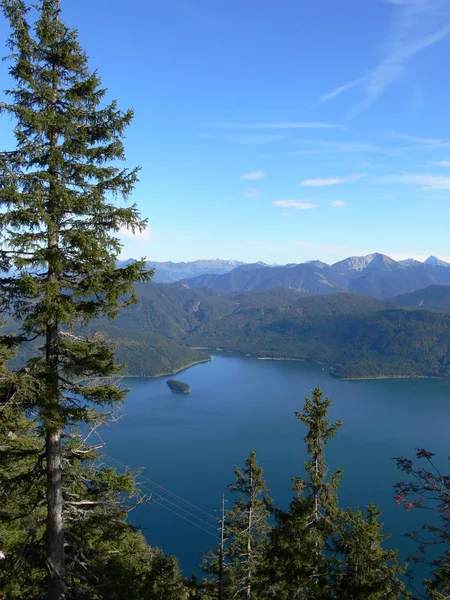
xmin=100 ymin=452 xmax=220 ymax=537
xmin=102 ymin=451 xmax=216 ymax=522
xmin=154 ymin=498 xmax=219 ymax=540
xmin=134 ymin=479 xmax=218 ymax=532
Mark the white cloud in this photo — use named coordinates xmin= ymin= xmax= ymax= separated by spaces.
xmin=395 ymin=174 xmax=450 ymax=190
xmin=291 ymin=141 xmax=392 ymax=155
xmin=216 ymin=121 xmax=343 ymax=130
xmin=273 ymin=200 xmax=317 ymax=210
xmin=360 ymin=1 xmax=450 ymax=109
xmin=387 ymin=131 xmax=445 ymax=145
xmin=436 ymin=161 xmax=450 ymax=166
xmin=312 ymin=77 xmax=366 ymax=107
xmin=241 ymin=170 xmax=266 ymax=180
xmin=118 ymin=225 xmax=151 ymax=242
xmin=243 ymin=189 xmax=262 ymax=198
xmin=313 ymin=0 xmax=450 ymax=110
xmin=300 ymin=174 xmax=364 ymax=187
xmin=292 ymin=139 xmax=450 ymax=157
xmin=330 ymin=201 xmax=346 ymax=207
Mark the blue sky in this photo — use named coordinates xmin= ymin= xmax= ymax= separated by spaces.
xmin=1 ymin=0 xmax=450 ymax=264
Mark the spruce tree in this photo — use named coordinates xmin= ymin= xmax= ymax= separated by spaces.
xmin=264 ymin=387 xmax=342 ymax=599
xmin=264 ymin=387 xmax=405 ymax=599
xmin=202 ymin=452 xmax=272 ymax=600
xmin=331 ymin=505 xmax=406 ymax=599
xmin=226 ymin=451 xmax=273 ymax=599
xmin=0 ymin=324 xmax=46 ymax=599
xmin=0 ymin=1 xmax=150 ymax=598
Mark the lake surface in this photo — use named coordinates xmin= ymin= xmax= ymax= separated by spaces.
xmin=99 ymin=354 xmax=450 ymax=583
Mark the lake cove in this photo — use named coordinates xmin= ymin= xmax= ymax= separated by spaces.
xmin=99 ymin=353 xmax=450 ymax=580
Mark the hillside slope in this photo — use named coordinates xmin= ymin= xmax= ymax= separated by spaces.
xmin=392 ymin=285 xmax=450 ymax=312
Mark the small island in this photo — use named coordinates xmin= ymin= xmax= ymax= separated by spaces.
xmin=167 ymin=379 xmax=190 ymax=394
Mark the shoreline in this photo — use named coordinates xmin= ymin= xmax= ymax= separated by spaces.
xmin=122 ymin=356 xmax=212 ymax=379
xmin=339 ymin=374 xmax=442 ymax=381
xmin=183 ymin=347 xmax=447 ymax=382
xmin=257 ymin=357 xmax=306 ymax=362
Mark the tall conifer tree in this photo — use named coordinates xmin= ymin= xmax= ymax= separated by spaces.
xmin=0 ymin=1 xmax=150 ymax=597
xmin=226 ymin=451 xmax=273 ymax=599
xmin=265 ymin=387 xmax=342 ymax=599
xmin=264 ymin=387 xmax=405 ymax=599
xmin=202 ymin=452 xmax=272 ymax=599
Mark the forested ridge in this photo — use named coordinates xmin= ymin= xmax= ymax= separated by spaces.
xmin=105 ymin=283 xmax=450 ymax=380
xmin=10 ymin=281 xmax=450 ymax=379
xmin=1 ymin=2 xmax=450 ymax=599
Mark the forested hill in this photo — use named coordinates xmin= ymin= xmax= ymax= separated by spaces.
xmin=392 ymin=284 xmax=450 ymax=312
xmin=112 ymin=283 xmax=392 ymax=338
xmin=98 ymin=283 xmax=450 ymax=380
xmin=7 ymin=282 xmax=450 ymax=379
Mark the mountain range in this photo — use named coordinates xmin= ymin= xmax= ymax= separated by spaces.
xmin=8 ymin=254 xmax=450 ymax=379
xmin=177 ymin=253 xmax=450 ymax=299
xmin=117 ymin=258 xmax=245 ymax=283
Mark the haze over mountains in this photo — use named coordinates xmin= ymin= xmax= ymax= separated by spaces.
xmin=8 ymin=264 xmax=450 ymax=379
xmin=173 ymin=253 xmax=450 ymax=299
xmin=10 ymin=254 xmax=450 ymax=379
xmin=118 ymin=258 xmax=245 ymax=283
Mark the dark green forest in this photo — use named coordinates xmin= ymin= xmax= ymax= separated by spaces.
xmin=6 ymin=282 xmax=450 ymax=380
xmin=1 ymin=2 xmax=450 ymax=599
xmin=105 ymin=284 xmax=450 ymax=380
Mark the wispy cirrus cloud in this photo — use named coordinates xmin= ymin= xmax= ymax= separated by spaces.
xmin=291 ymin=140 xmax=392 ymax=155
xmin=273 ymin=200 xmax=317 ymax=210
xmin=436 ymin=160 xmax=450 ymax=167
xmin=313 ymin=0 xmax=450 ymax=110
xmin=311 ymin=77 xmax=366 ymax=108
xmin=395 ymin=174 xmax=450 ymax=190
xmin=291 ymin=138 xmax=450 ymax=157
xmin=330 ymin=201 xmax=346 ymax=207
xmin=215 ymin=121 xmax=343 ymax=130
xmin=243 ymin=189 xmax=262 ymax=198
xmin=300 ymin=174 xmax=364 ymax=187
xmin=241 ymin=170 xmax=266 ymax=180
xmin=387 ymin=131 xmax=445 ymax=145
xmin=361 ymin=0 xmax=450 ymax=109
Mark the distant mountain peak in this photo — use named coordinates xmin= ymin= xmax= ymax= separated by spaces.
xmin=331 ymin=253 xmax=397 ymax=272
xmin=305 ymin=260 xmax=329 ymax=269
xmin=424 ymin=256 xmax=449 ymax=267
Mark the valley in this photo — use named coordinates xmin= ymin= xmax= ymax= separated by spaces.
xmin=90 ymin=254 xmax=450 ymax=379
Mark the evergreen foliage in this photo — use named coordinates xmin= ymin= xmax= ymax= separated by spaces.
xmin=202 ymin=452 xmax=272 ymax=599
xmin=263 ymin=387 xmax=405 ymax=599
xmin=0 ymin=0 xmax=156 ymax=597
xmin=0 ymin=3 xmax=449 ymax=600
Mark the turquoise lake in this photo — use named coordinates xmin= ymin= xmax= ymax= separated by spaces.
xmin=99 ymin=354 xmax=450 ymax=583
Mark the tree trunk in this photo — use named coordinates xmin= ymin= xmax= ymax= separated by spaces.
xmin=245 ymin=467 xmax=253 ymax=600
xmin=45 ymin=31 xmax=66 ymax=597
xmin=46 ymin=427 xmax=66 ymax=600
